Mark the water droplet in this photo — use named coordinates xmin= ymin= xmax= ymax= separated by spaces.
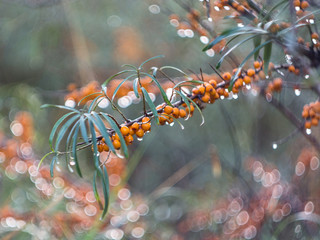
xmin=214 ymin=6 xmax=220 ymax=11
xmin=233 ymin=94 xmax=238 ymax=99
xmin=55 ymin=166 xmax=61 ymax=172
xmin=169 ymin=122 xmax=175 ymax=126
xmin=68 ymin=164 xmax=74 ymax=173
xmin=70 ymin=160 xmax=76 ymax=166
xmin=208 ymin=17 xmax=212 ymax=22
xmin=246 ymin=84 xmax=251 ymax=90
xmin=305 ymin=74 xmax=310 ymax=79
xmin=294 ymin=88 xmax=301 ymax=96
xmin=272 ymin=143 xmax=278 ymax=149
xmin=306 ymin=128 xmax=312 ymax=135
xmin=137 ymin=137 xmax=143 ymax=141
xmin=200 ymin=36 xmax=209 ymax=44
xmin=115 ymin=150 xmax=124 ymax=159
xmin=220 ymin=96 xmax=225 ymax=100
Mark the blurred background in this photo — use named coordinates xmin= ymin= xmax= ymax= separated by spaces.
xmin=1 ymin=0 xmax=320 ymax=239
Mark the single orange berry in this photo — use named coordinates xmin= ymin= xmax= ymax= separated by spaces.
xmin=141 ymin=122 xmax=151 ymax=131
xmin=311 ymin=32 xmax=319 ymax=40
xmin=237 ymin=5 xmax=245 ymax=13
xmin=204 ymin=83 xmax=214 ymax=93
xmin=198 ymin=85 xmax=206 ymax=95
xmin=164 ymin=106 xmax=173 ymax=114
xmin=253 ymin=61 xmax=261 ymax=69
xmin=103 ymin=143 xmax=110 ymax=152
xmin=311 ymin=118 xmax=319 ymax=126
xmin=302 ymin=110 xmax=309 ymax=118
xmin=192 ymin=88 xmax=200 ymax=95
xmin=136 ymin=128 xmax=144 ymax=138
xmin=222 ymin=72 xmax=231 ymax=81
xmin=113 ymin=140 xmax=121 ymax=150
xmin=125 ymin=134 xmax=134 ymax=144
xmin=172 ymin=107 xmax=180 ymax=118
xmin=288 ymin=65 xmax=295 ymax=72
xmin=142 ymin=117 xmax=150 ymax=123
xmin=300 ymin=1 xmax=309 ymax=9
xmin=98 ymin=144 xmax=104 ymax=153
xmin=120 ymin=125 xmax=130 ymax=136
xmin=131 ymin=122 xmax=139 ymax=131
xmin=293 ymin=0 xmax=300 ymax=7
xmin=112 ymin=133 xmax=120 ymax=141
xmin=305 ymin=121 xmax=312 ymax=129
xmin=179 ymin=109 xmax=187 ymax=118
xmin=201 ymin=93 xmax=210 ymax=103
xmin=247 ymin=69 xmax=256 ymax=77
xmin=209 ymin=79 xmax=217 ymax=88
xmin=243 ymin=76 xmax=252 ymax=84
xmin=129 ymin=126 xmax=135 ymax=136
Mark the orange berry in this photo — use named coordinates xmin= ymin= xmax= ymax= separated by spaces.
xmin=120 ymin=125 xmax=130 ymax=136
xmin=293 ymin=0 xmax=300 ymax=7
xmin=201 ymin=93 xmax=210 ymax=103
xmin=222 ymin=72 xmax=231 ymax=81
xmin=179 ymin=109 xmax=187 ymax=118
xmin=209 ymin=79 xmax=217 ymax=88
xmin=158 ymin=115 xmax=167 ymax=125
xmin=302 ymin=110 xmax=309 ymax=118
xmin=223 ymin=90 xmax=229 ymax=98
xmin=172 ymin=107 xmax=180 ymax=118
xmin=311 ymin=32 xmax=319 ymax=40
xmin=192 ymin=88 xmax=200 ymax=95
xmin=273 ymin=78 xmax=283 ymax=92
xmin=103 ymin=143 xmax=109 ymax=152
xmin=164 ymin=106 xmax=173 ymax=114
xmin=142 ymin=117 xmax=150 ymax=123
xmin=98 ymin=144 xmax=104 ymax=153
xmin=247 ymin=69 xmax=255 ymax=77
xmin=198 ymin=85 xmax=206 ymax=95
xmin=136 ymin=128 xmax=144 ymax=138
xmin=112 ymin=133 xmax=120 ymax=141
xmin=129 ymin=126 xmax=135 ymax=136
xmin=131 ymin=122 xmax=139 ymax=131
xmin=288 ymin=65 xmax=295 ymax=72
xmin=125 ymin=134 xmax=134 ymax=144
xmin=311 ymin=118 xmax=319 ymax=126
xmin=113 ymin=139 xmax=121 ymax=150
xmin=243 ymin=76 xmax=252 ymax=84
xmin=300 ymin=1 xmax=309 ymax=9
xmin=141 ymin=122 xmax=151 ymax=131
xmin=305 ymin=121 xmax=311 ymax=129
xmin=205 ymin=83 xmax=214 ymax=93
xmin=253 ymin=61 xmax=261 ymax=69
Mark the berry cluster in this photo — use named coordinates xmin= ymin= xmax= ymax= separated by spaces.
xmin=302 ymin=101 xmax=320 ymax=129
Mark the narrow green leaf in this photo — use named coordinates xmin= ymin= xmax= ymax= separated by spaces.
xmin=253 ymin=35 xmax=262 ymax=60
xmin=65 ymin=120 xmax=80 ymax=165
xmin=100 ymin=165 xmax=110 ymax=219
xmin=133 ymin=78 xmax=140 ymax=98
xmin=100 ymin=112 xmax=128 ymax=158
xmin=159 ymin=66 xmax=191 ymax=78
xmin=138 ymin=55 xmax=164 ymax=69
xmin=78 ymin=92 xmax=102 ymax=106
xmin=102 ymin=69 xmax=136 ymax=86
xmin=263 ymin=42 xmax=272 ymax=75
xmin=89 ymin=119 xmax=101 ymax=171
xmin=112 ymin=74 xmax=136 ymax=102
xmin=121 ymin=64 xmax=138 ymax=70
xmin=202 ymin=27 xmax=267 ymax=51
xmin=229 ymin=40 xmax=272 ymax=90
xmin=217 ymin=35 xmax=260 ymax=69
xmin=88 ymin=94 xmax=104 ymax=113
xmin=80 ymin=116 xmax=89 ymax=144
xmin=141 ymin=72 xmax=172 ymax=106
xmin=37 ymin=151 xmax=55 ymax=170
xmin=50 ymin=154 xmax=58 ymax=178
xmin=54 ymin=114 xmax=80 ymax=152
xmin=93 ymin=170 xmax=103 ymax=209
xmin=173 ymin=80 xmax=203 ymax=90
xmin=90 ymin=112 xmax=120 ymax=156
xmin=41 ymin=104 xmax=80 ymax=113
xmin=141 ymin=87 xmax=159 ymax=124
xmin=49 ymin=112 xmax=76 ymax=150
xmin=72 ymin=124 xmax=82 ymax=177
